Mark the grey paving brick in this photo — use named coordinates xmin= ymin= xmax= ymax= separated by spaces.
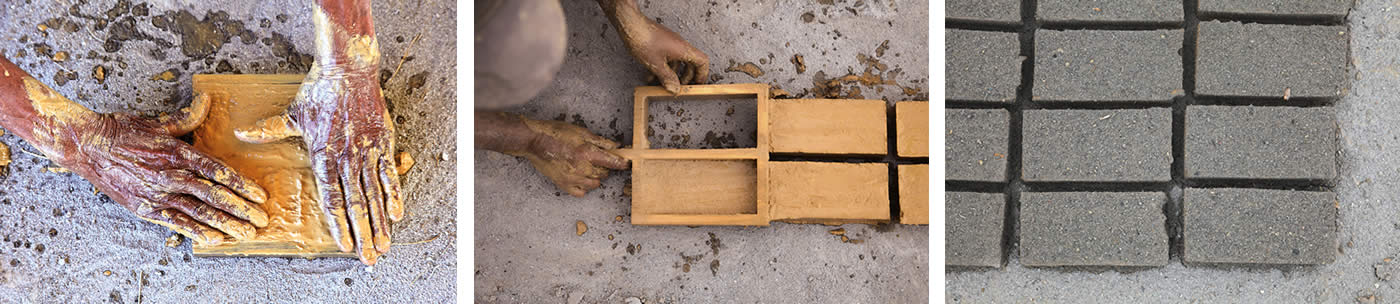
xmin=1022 ymin=109 xmax=1173 ymax=182
xmin=1033 ymin=29 xmax=1184 ymax=102
xmin=1185 ymin=106 xmax=1338 ymax=180
xmin=1184 ymin=188 xmax=1338 ymax=265
xmin=946 ymin=109 xmax=1010 ymax=181
xmin=947 ymin=192 xmax=1006 ymax=267
xmin=1200 ymin=0 xmax=1353 ymax=19
xmin=947 ymin=0 xmax=1021 ymax=23
xmin=1019 ymin=192 xmax=1169 ymax=267
xmin=1038 ymin=0 xmax=1184 ymax=23
xmin=1196 ymin=22 xmax=1349 ymax=98
xmin=946 ymin=30 xmax=1024 ymax=103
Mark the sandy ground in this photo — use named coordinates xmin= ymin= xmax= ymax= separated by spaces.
xmin=947 ymin=0 xmax=1400 ymax=302
xmin=473 ymin=0 xmax=929 ymax=303
xmin=0 ymin=0 xmax=456 ymax=302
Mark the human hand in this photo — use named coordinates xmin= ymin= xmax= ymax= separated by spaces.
xmin=602 ymin=0 xmax=711 ymax=93
xmin=30 ymin=88 xmax=270 ymax=245
xmin=519 ymin=118 xmax=629 ymax=197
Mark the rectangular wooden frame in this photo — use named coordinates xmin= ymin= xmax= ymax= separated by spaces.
xmin=628 ymin=84 xmax=770 ymax=226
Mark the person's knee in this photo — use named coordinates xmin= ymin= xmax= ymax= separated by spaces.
xmin=474 ymin=0 xmax=567 ymax=110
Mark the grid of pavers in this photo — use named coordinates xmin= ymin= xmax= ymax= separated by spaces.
xmin=945 ymin=0 xmax=1347 ymax=268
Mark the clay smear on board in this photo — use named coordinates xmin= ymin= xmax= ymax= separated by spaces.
xmin=190 ymin=81 xmax=346 ymax=257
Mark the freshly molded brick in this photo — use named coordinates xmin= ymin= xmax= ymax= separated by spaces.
xmin=1183 ymin=188 xmax=1337 ymax=265
xmin=947 ymin=0 xmax=1021 ymax=24
xmin=1022 ymin=109 xmax=1173 ymax=182
xmin=1196 ymin=22 xmax=1349 ymax=98
xmin=947 ymin=192 xmax=1006 ymax=267
xmin=1200 ymin=0 xmax=1352 ymax=19
xmin=1038 ymin=0 xmax=1184 ymax=23
xmin=1185 ymin=106 xmax=1337 ymax=180
xmin=946 ymin=109 xmax=1009 ymax=182
xmin=1034 ymin=29 xmax=1184 ymax=102
xmin=946 ymin=30 xmax=1024 ymax=103
xmin=1019 ymin=192 xmax=1169 ymax=267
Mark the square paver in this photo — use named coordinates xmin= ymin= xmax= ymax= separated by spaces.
xmin=1200 ymin=0 xmax=1352 ymax=20
xmin=947 ymin=192 xmax=1006 ymax=267
xmin=946 ymin=109 xmax=1010 ymax=182
xmin=947 ymin=0 xmax=1021 ymax=24
xmin=1184 ymin=188 xmax=1337 ymax=265
xmin=946 ymin=29 xmax=1024 ymax=103
xmin=1185 ymin=106 xmax=1337 ymax=180
xmin=1196 ymin=21 xmax=1349 ymax=98
xmin=1038 ymin=0 xmax=1184 ymax=23
xmin=1034 ymin=29 xmax=1184 ymax=102
xmin=1022 ymin=109 xmax=1173 ymax=182
xmin=1019 ymin=192 xmax=1169 ymax=267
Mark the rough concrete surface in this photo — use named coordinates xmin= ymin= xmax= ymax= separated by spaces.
xmin=945 ymin=192 xmax=1004 ymax=268
xmin=945 ymin=109 xmax=1009 ymax=182
xmin=947 ymin=0 xmax=1400 ymax=302
xmin=945 ymin=29 xmax=1022 ymax=103
xmin=1037 ymin=0 xmax=1184 ymax=22
xmin=1196 ymin=21 xmax=1349 ymax=98
xmin=1018 ymin=192 xmax=1169 ymax=267
xmin=1184 ymin=188 xmax=1337 ymax=265
xmin=475 ymin=0 xmax=928 ymax=303
xmin=1185 ymin=105 xmax=1338 ymax=180
xmin=1022 ymin=109 xmax=1173 ymax=182
xmin=0 ymin=0 xmax=456 ymax=302
xmin=1033 ymin=29 xmax=1184 ymax=102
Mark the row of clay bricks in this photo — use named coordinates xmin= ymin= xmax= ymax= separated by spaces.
xmin=947 ymin=22 xmax=1348 ymax=103
xmin=947 ymin=106 xmax=1337 ymax=182
xmin=948 ymin=0 xmax=1351 ymax=24
xmin=947 ymin=189 xmax=1338 ymax=267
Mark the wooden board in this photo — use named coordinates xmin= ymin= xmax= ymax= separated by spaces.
xmin=896 ymin=101 xmax=930 ymax=157
xmin=768 ymin=162 xmax=890 ymax=224
xmin=769 ymin=99 xmax=887 ymax=155
xmin=628 ymin=84 xmax=770 ymax=226
xmin=189 ymin=74 xmax=353 ymax=258
xmin=899 ymin=164 xmax=930 ymax=225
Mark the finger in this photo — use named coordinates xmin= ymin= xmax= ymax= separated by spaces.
xmin=162 ymin=170 xmax=269 ymax=228
xmin=566 ymin=186 xmax=587 ymax=197
xmin=234 ymin=112 xmax=301 ymax=144
xmin=157 ymin=93 xmax=211 ymax=136
xmin=363 ymin=151 xmax=391 ymax=253
xmin=677 ymin=62 xmax=695 ymax=85
xmin=380 ymin=153 xmax=406 ymax=222
xmin=165 ymin=195 xmax=257 ymax=240
xmin=685 ymin=50 xmax=710 ymax=85
xmin=643 ymin=58 xmax=683 ymax=94
xmin=584 ymin=147 xmax=630 ymax=170
xmin=181 ymin=148 xmax=267 ymax=203
xmin=141 ymin=209 xmax=225 ymax=246
xmin=312 ymin=157 xmax=355 ymax=253
xmin=341 ymin=162 xmax=378 ymax=265
xmin=580 ymin=131 xmax=620 ymax=150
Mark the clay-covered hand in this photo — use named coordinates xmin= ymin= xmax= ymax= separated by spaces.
xmin=234 ymin=66 xmax=402 ymax=265
xmin=518 ymin=119 xmax=629 ymax=197
xmin=601 ymin=0 xmax=711 ymax=93
xmin=34 ymin=91 xmax=270 ymax=245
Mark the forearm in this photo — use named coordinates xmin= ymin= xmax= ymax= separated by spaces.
xmin=474 ymin=111 xmax=537 ymax=156
xmin=311 ymin=0 xmax=380 ymax=74
xmin=0 ymin=55 xmax=97 ymax=164
xmin=596 ymin=0 xmax=645 ymax=37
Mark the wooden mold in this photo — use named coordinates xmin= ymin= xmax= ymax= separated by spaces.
xmin=620 ymin=84 xmax=899 ymax=226
xmin=189 ymin=74 xmax=353 ymax=258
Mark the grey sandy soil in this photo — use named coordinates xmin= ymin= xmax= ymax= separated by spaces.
xmin=0 ymin=0 xmax=456 ymax=302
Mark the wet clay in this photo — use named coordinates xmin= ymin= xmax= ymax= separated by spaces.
xmin=189 ymin=74 xmax=351 ymax=258
xmin=898 ymin=164 xmax=929 ymax=225
xmin=769 ymin=99 xmax=886 ymax=155
xmin=767 ymin=161 xmax=889 ymax=224
xmin=895 ymin=101 xmax=929 ymax=157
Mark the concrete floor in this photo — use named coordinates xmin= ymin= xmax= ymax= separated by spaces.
xmin=946 ymin=0 xmax=1400 ymax=302
xmin=0 ymin=0 xmax=456 ymax=302
xmin=473 ymin=0 xmax=928 ymax=303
